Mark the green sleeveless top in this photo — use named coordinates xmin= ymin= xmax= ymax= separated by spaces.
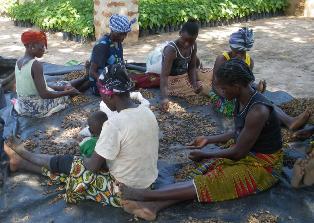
xmin=15 ymin=59 xmax=47 ymax=97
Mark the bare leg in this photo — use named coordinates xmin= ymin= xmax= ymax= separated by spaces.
xmin=4 ymin=143 xmax=42 ymax=174
xmin=274 ymin=106 xmax=310 ymax=131
xmin=6 ymin=137 xmax=53 ymax=170
xmin=121 ymin=200 xmax=180 ymax=221
xmin=120 ymin=181 xmax=197 ymax=201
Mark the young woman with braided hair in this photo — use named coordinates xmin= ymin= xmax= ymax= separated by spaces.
xmin=208 ymin=27 xmax=310 ymax=130
xmin=118 ymin=58 xmax=284 ymax=221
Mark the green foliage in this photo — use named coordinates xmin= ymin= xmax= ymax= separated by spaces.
xmin=139 ymin=0 xmax=288 ymax=29
xmin=0 ymin=0 xmax=17 ymax=15
xmin=8 ymin=0 xmax=94 ymax=37
xmin=7 ymin=0 xmax=288 ymax=36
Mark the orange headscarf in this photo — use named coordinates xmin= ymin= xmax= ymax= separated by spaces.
xmin=21 ymin=30 xmax=47 ymax=48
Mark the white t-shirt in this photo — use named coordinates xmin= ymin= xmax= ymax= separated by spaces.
xmin=94 ymin=104 xmax=159 ymax=188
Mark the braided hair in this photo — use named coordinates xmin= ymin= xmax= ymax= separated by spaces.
xmin=215 ymin=58 xmax=255 ymax=86
xmin=181 ymin=19 xmax=199 ymax=36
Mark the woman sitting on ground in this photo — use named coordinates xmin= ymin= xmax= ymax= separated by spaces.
xmin=208 ymin=28 xmax=311 ymax=131
xmin=89 ymin=14 xmax=136 ymax=95
xmin=4 ymin=63 xmax=159 ymax=207
xmin=209 ymin=27 xmax=266 ymax=117
xmin=118 ymin=59 xmax=285 ymax=221
xmin=160 ymin=20 xmax=212 ymax=111
xmin=14 ymin=30 xmax=89 ymax=118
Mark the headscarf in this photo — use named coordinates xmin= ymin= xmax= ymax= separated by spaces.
xmin=109 ymin=14 xmax=136 ymax=33
xmin=97 ymin=63 xmax=134 ymax=96
xmin=229 ymin=27 xmax=254 ymax=51
xmin=21 ymin=30 xmax=47 ymax=48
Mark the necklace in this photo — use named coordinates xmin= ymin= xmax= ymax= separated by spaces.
xmin=238 ymin=91 xmax=257 ymax=116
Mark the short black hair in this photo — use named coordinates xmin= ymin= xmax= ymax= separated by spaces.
xmin=215 ymin=58 xmax=255 ymax=86
xmin=181 ymin=19 xmax=199 ymax=36
xmin=87 ymin=111 xmax=108 ymax=136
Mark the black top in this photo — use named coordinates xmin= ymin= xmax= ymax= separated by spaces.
xmin=234 ymin=91 xmax=282 ymax=154
xmin=164 ymin=41 xmax=193 ymax=76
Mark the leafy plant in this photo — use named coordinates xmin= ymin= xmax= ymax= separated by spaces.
xmin=7 ymin=0 xmax=288 ymax=37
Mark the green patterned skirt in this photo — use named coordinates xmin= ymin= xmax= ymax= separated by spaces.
xmin=42 ymin=156 xmax=121 ymax=207
xmin=208 ymin=91 xmax=234 ymax=118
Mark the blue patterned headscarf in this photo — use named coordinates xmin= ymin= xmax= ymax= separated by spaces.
xmin=109 ymin=14 xmax=136 ymax=33
xmin=229 ymin=27 xmax=254 ymax=51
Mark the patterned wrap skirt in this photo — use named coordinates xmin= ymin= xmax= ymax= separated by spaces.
xmin=168 ymin=68 xmax=213 ymax=98
xmin=191 ymin=150 xmax=283 ymax=203
xmin=14 ymin=82 xmax=70 ymax=118
xmin=208 ymin=91 xmax=235 ymax=118
xmin=42 ymin=156 xmax=121 ymax=207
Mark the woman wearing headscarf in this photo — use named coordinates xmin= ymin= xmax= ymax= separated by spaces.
xmin=208 ymin=27 xmax=267 ymax=117
xmin=89 ymin=14 xmax=136 ymax=95
xmin=208 ymin=28 xmax=310 ymax=130
xmin=4 ymin=63 xmax=159 ymax=207
xmin=14 ymin=30 xmax=88 ymax=118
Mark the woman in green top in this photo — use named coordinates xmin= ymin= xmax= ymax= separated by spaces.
xmin=15 ymin=30 xmax=88 ymax=118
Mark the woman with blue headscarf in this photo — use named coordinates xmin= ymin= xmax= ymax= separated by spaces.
xmin=89 ymin=14 xmax=136 ymax=95
xmin=208 ymin=27 xmax=266 ymax=117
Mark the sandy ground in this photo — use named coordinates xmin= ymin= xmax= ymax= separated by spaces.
xmin=0 ymin=16 xmax=313 ymax=98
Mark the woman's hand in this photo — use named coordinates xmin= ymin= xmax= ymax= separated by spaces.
xmin=66 ymin=88 xmax=80 ymax=96
xmin=186 ymin=136 xmax=209 ymax=149
xmin=189 ymin=151 xmax=208 ymax=162
xmin=160 ymin=98 xmax=170 ymax=112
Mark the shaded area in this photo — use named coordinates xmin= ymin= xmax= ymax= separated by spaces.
xmin=0 ymin=83 xmax=313 ymax=222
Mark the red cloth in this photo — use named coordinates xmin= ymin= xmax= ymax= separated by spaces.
xmin=129 ymin=72 xmax=160 ymax=89
xmin=21 ymin=30 xmax=47 ymax=48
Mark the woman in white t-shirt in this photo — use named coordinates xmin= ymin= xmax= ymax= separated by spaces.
xmin=4 ymin=64 xmax=159 ymax=207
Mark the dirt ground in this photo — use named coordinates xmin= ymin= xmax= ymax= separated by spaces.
xmin=1 ymin=16 xmax=313 ymax=98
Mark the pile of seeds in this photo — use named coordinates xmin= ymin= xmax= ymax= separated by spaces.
xmin=61 ymin=109 xmax=89 ymax=129
xmin=64 ymin=70 xmax=86 ymax=81
xmin=185 ymin=95 xmax=211 ymax=106
xmin=280 ymin=98 xmax=314 ymax=124
xmin=156 ymin=101 xmax=217 ymax=152
xmin=174 ymin=163 xmax=195 ymax=182
xmin=247 ymin=211 xmax=279 ymax=223
xmin=70 ymin=95 xmax=92 ymax=106
xmin=137 ymin=88 xmax=155 ymax=99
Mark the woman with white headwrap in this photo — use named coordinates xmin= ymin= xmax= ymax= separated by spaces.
xmin=89 ymin=14 xmax=136 ymax=95
xmin=208 ymin=27 xmax=266 ymax=117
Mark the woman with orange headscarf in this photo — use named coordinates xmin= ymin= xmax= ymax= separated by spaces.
xmin=14 ymin=30 xmax=87 ymax=118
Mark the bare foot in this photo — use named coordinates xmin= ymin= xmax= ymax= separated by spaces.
xmin=5 ymin=136 xmax=27 ymax=157
xmin=291 ymin=159 xmax=306 ymax=188
xmin=121 ymin=200 xmax=157 ymax=221
xmin=293 ymin=126 xmax=314 ymax=140
xmin=289 ymin=109 xmax=311 ymax=131
xmin=303 ymin=151 xmax=314 ymax=186
xmin=119 ymin=183 xmax=148 ymax=201
xmin=3 ymin=142 xmax=22 ymax=172
xmin=257 ymin=80 xmax=267 ymax=93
